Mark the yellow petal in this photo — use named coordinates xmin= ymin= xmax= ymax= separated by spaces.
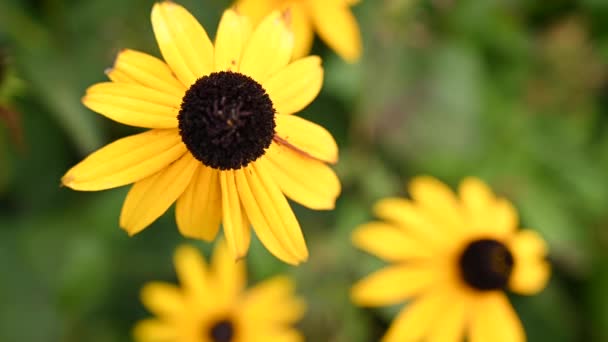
xmin=254 ymin=330 xmax=304 ymax=342
xmin=508 ymin=230 xmax=550 ymax=295
xmin=219 ymin=171 xmax=252 ymax=260
xmin=106 ymin=49 xmax=185 ymax=97
xmin=242 ymin=275 xmax=306 ymax=325
xmin=211 ymin=239 xmax=247 ymax=307
xmin=175 ymin=165 xmax=221 ymax=241
xmin=381 ymin=289 xmax=445 ymax=342
xmin=233 ymin=0 xmax=277 ymax=24
xmin=133 ymin=319 xmax=177 ymax=342
xmin=263 ymin=56 xmax=323 ymax=115
xmin=351 ymin=222 xmax=434 ymax=261
xmin=408 ymin=176 xmax=465 ymax=234
xmin=469 ymin=293 xmax=525 ymax=342
xmin=83 ymin=82 xmax=179 ymax=128
xmin=240 ymin=11 xmax=294 ymax=83
xmin=309 ymin=0 xmax=362 ymax=62
xmin=289 ymin=3 xmax=314 ymax=60
xmin=460 ymin=177 xmax=519 ymax=237
xmin=62 ymin=129 xmax=185 ymax=191
xmin=140 ymin=282 xmax=185 ymax=317
xmin=372 ymin=197 xmax=445 ymax=246
xmin=214 ymin=9 xmax=252 ymax=72
xmin=173 ymin=244 xmax=210 ymax=309
xmin=151 ymin=2 xmax=214 ymax=87
xmin=351 ymin=264 xmax=438 ymax=307
xmin=427 ymin=290 xmax=468 ymax=342
xmin=265 ymin=142 xmax=340 ymax=210
xmin=274 ymin=114 xmax=338 ymax=164
xmin=234 ymin=165 xmax=305 ymax=265
xmin=120 ymin=153 xmax=198 ymax=235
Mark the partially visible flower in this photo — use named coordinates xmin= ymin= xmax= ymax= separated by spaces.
xmin=235 ymin=0 xmax=362 ymax=62
xmin=351 ymin=176 xmax=550 ymax=342
xmin=134 ymin=242 xmax=306 ymax=342
xmin=62 ymin=2 xmax=341 ymax=265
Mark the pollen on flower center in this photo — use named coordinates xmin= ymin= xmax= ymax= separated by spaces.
xmin=208 ymin=318 xmax=235 ymax=342
xmin=178 ymin=71 xmax=276 ymax=170
xmin=459 ymin=238 xmax=514 ymax=291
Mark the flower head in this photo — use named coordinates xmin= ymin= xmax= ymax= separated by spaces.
xmin=62 ymin=2 xmax=341 ymax=265
xmin=134 ymin=242 xmax=305 ymax=342
xmin=235 ymin=0 xmax=362 ymax=62
xmin=351 ymin=176 xmax=550 ymax=342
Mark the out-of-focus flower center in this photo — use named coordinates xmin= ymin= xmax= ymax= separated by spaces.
xmin=208 ymin=318 xmax=235 ymax=342
xmin=459 ymin=238 xmax=514 ymax=291
xmin=178 ymin=71 xmax=276 ymax=170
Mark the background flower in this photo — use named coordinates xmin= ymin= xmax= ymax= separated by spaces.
xmin=1 ymin=0 xmax=607 ymax=341
xmin=234 ymin=0 xmax=362 ymax=62
xmin=134 ymin=242 xmax=305 ymax=342
xmin=351 ymin=176 xmax=549 ymax=342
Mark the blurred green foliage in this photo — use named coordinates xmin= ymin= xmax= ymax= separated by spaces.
xmin=2 ymin=0 xmax=608 ymax=341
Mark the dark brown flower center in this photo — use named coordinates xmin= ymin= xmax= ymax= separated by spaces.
xmin=208 ymin=318 xmax=235 ymax=342
xmin=178 ymin=71 xmax=276 ymax=170
xmin=459 ymin=238 xmax=514 ymax=291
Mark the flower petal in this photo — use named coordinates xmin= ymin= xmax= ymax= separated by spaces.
xmin=83 ymin=82 xmax=180 ymax=128
xmin=120 ymin=153 xmax=198 ymax=235
xmin=265 ymin=142 xmax=340 ymax=210
xmin=62 ymin=129 xmax=185 ymax=191
xmin=309 ymin=0 xmax=362 ymax=62
xmin=274 ymin=114 xmax=338 ymax=164
xmin=372 ymin=197 xmax=445 ymax=246
xmin=214 ymin=9 xmax=252 ymax=72
xmin=133 ymin=319 xmax=177 ymax=342
xmin=289 ymin=3 xmax=314 ymax=60
xmin=263 ymin=56 xmax=323 ymax=115
xmin=234 ymin=165 xmax=305 ymax=265
xmin=351 ymin=222 xmax=434 ymax=261
xmin=151 ymin=1 xmax=214 ymax=87
xmin=459 ymin=177 xmax=518 ymax=237
xmin=427 ymin=291 xmax=468 ymax=342
xmin=242 ymin=275 xmax=306 ymax=325
xmin=219 ymin=170 xmax=252 ymax=260
xmin=175 ymin=165 xmax=221 ymax=241
xmin=211 ymin=240 xmax=247 ymax=308
xmin=351 ymin=264 xmax=438 ymax=307
xmin=173 ymin=244 xmax=211 ymax=310
xmin=381 ymin=289 xmax=445 ymax=342
xmin=508 ymin=230 xmax=550 ymax=295
xmin=106 ymin=49 xmax=186 ymax=97
xmin=240 ymin=11 xmax=293 ymax=83
xmin=469 ymin=293 xmax=525 ymax=342
xmin=140 ymin=282 xmax=185 ymax=317
xmin=408 ymin=176 xmax=466 ymax=234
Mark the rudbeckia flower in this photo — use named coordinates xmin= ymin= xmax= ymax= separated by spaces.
xmin=234 ymin=0 xmax=362 ymax=62
xmin=351 ymin=176 xmax=550 ymax=342
xmin=134 ymin=242 xmax=305 ymax=342
xmin=61 ymin=2 xmax=341 ymax=265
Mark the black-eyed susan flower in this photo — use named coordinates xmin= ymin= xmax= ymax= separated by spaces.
xmin=134 ymin=242 xmax=305 ymax=342
xmin=61 ymin=2 xmax=341 ymax=265
xmin=234 ymin=0 xmax=362 ymax=62
xmin=351 ymin=176 xmax=550 ymax=342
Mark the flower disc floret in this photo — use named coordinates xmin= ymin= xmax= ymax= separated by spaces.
xmin=178 ymin=71 xmax=275 ymax=170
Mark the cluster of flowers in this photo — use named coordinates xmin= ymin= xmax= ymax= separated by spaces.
xmin=62 ymin=2 xmax=550 ymax=341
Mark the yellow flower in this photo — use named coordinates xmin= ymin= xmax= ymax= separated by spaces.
xmin=234 ymin=0 xmax=362 ymax=62
xmin=351 ymin=176 xmax=550 ymax=342
xmin=61 ymin=2 xmax=341 ymax=265
xmin=134 ymin=242 xmax=306 ymax=342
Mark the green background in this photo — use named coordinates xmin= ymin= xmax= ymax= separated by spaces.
xmin=1 ymin=0 xmax=607 ymax=341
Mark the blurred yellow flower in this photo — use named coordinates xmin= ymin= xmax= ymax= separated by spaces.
xmin=61 ymin=2 xmax=341 ymax=265
xmin=235 ymin=0 xmax=362 ymax=62
xmin=351 ymin=176 xmax=550 ymax=342
xmin=134 ymin=242 xmax=306 ymax=342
